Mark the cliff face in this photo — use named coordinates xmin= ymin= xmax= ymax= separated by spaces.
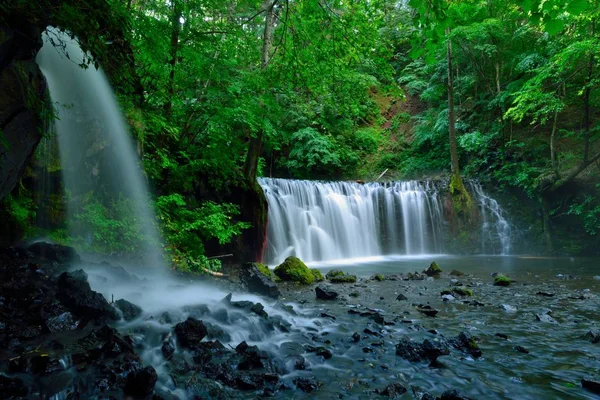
xmin=0 ymin=29 xmax=48 ymax=200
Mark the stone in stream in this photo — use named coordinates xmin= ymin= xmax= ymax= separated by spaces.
xmin=416 ymin=305 xmax=438 ymax=317
xmin=115 ymin=299 xmax=143 ymax=321
xmin=396 ymin=294 xmax=408 ymax=301
xmin=450 ymin=269 xmax=464 ymax=277
xmin=500 ymin=304 xmax=517 ymax=313
xmin=161 ymin=341 xmax=175 ymax=358
xmin=124 ymin=365 xmax=158 ymax=398
xmin=376 ymin=382 xmax=407 ymax=397
xmin=352 ymin=332 xmax=361 ymax=342
xmin=326 ymin=270 xmax=358 ymax=283
xmin=581 ymin=378 xmax=600 ymax=394
xmin=515 ymin=345 xmax=530 ymax=354
xmin=294 ymin=376 xmax=321 ymax=392
xmin=536 ymin=291 xmax=554 ymax=297
xmin=450 ymin=332 xmax=482 ymax=358
xmin=493 ymin=275 xmax=511 ymax=286
xmin=440 ymin=389 xmax=475 ymax=400
xmin=495 ymin=333 xmax=509 ymax=340
xmin=423 ymin=261 xmax=442 ymax=277
xmin=316 ymin=286 xmax=338 ymax=300
xmin=239 ymin=262 xmax=281 ymax=299
xmin=584 ymin=330 xmax=600 ymax=344
xmin=174 ymin=317 xmax=208 ymax=349
xmin=535 ymin=313 xmax=557 ymax=323
xmin=395 ymin=337 xmax=449 ymax=363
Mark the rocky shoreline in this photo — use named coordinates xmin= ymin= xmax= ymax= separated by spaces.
xmin=1 ymin=246 xmax=600 ymax=399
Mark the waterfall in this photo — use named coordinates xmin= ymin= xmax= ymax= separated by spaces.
xmin=36 ymin=28 xmax=164 ymax=266
xmin=259 ymin=178 xmax=513 ymax=264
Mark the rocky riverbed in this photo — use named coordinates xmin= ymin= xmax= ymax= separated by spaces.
xmin=1 ymin=245 xmax=600 ymax=399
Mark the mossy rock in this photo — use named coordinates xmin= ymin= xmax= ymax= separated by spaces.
xmin=274 ymin=256 xmax=314 ymax=285
xmin=371 ymin=273 xmax=385 ymax=281
xmin=450 ymin=269 xmax=464 ymax=277
xmin=452 ymin=287 xmax=473 ymax=297
xmin=424 ymin=262 xmax=442 ymax=277
xmin=255 ymin=263 xmax=274 ymax=280
xmin=325 ymin=270 xmax=345 ymax=279
xmin=494 ymin=275 xmax=511 ymax=286
xmin=311 ymin=269 xmax=324 ymax=282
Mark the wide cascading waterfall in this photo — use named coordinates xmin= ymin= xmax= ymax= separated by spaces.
xmin=259 ymin=178 xmax=446 ymax=264
xmin=36 ymin=29 xmax=164 ymax=266
xmin=259 ymin=178 xmax=513 ymax=264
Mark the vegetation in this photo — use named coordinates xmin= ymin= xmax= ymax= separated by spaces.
xmin=1 ymin=0 xmax=599 ymax=262
xmin=326 ymin=270 xmax=358 ymax=283
xmin=494 ymin=275 xmax=512 ymax=287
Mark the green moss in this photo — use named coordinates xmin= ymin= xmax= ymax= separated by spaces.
xmin=494 ymin=275 xmax=511 ymax=286
xmin=452 ymin=287 xmax=473 ymax=297
xmin=371 ymin=273 xmax=385 ymax=281
xmin=325 ymin=270 xmax=345 ymax=279
xmin=273 ymin=256 xmax=314 ymax=285
xmin=325 ymin=269 xmax=357 ymax=283
xmin=424 ymin=261 xmax=442 ymax=276
xmin=256 ymin=263 xmax=273 ymax=280
xmin=311 ymin=268 xmax=324 ymax=282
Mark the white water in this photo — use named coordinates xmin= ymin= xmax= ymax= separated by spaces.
xmin=259 ymin=178 xmax=513 ymax=264
xmin=36 ymin=29 xmax=163 ymax=266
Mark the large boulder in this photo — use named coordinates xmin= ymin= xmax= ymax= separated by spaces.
xmin=124 ymin=366 xmax=158 ymax=398
xmin=115 ymin=299 xmax=143 ymax=321
xmin=57 ymin=270 xmax=119 ymax=321
xmin=27 ymin=242 xmax=80 ymax=264
xmin=174 ymin=318 xmax=208 ymax=349
xmin=274 ymin=256 xmax=314 ymax=285
xmin=239 ymin=262 xmax=280 ymax=299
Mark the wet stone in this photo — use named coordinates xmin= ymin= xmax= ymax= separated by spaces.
xmin=535 ymin=313 xmax=557 ymax=323
xmin=376 ymin=382 xmax=407 ymax=397
xmin=395 ymin=337 xmax=449 ymax=363
xmin=396 ymin=294 xmax=408 ymax=301
xmin=124 ymin=366 xmax=158 ymax=398
xmin=515 ymin=345 xmax=529 ymax=354
xmin=174 ymin=317 xmax=208 ymax=349
xmin=450 ymin=332 xmax=482 ymax=358
xmin=161 ymin=341 xmax=175 ymax=358
xmin=585 ymin=330 xmax=600 ymax=344
xmin=440 ymin=389 xmax=475 ymax=400
xmin=582 ymin=378 xmax=600 ymax=394
xmin=115 ymin=298 xmax=143 ymax=321
xmin=352 ymin=332 xmax=361 ymax=342
xmin=44 ymin=311 xmax=79 ymax=333
xmin=416 ymin=305 xmax=438 ymax=317
xmin=316 ymin=286 xmax=338 ymax=300
xmin=294 ymin=376 xmax=320 ymax=392
xmin=239 ymin=262 xmax=281 ymax=299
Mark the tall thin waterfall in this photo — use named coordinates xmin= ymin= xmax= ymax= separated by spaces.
xmin=36 ymin=29 xmax=164 ymax=266
xmin=259 ymin=178 xmax=512 ymax=264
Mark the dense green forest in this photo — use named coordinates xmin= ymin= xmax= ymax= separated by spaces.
xmin=1 ymin=0 xmax=599 ymax=269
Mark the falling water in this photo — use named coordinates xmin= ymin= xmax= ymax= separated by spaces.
xmin=259 ymin=178 xmax=513 ymax=264
xmin=36 ymin=28 xmax=163 ymax=266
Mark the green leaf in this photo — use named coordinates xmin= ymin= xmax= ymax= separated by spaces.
xmin=545 ymin=19 xmax=565 ymax=35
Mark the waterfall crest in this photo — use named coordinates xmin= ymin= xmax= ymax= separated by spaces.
xmin=259 ymin=178 xmax=512 ymax=264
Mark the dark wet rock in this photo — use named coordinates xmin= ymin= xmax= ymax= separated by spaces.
xmin=451 ymin=287 xmax=473 ymax=297
xmin=44 ymin=311 xmax=79 ymax=333
xmin=294 ymin=376 xmax=321 ymax=392
xmin=441 ymin=294 xmax=455 ymax=302
xmin=205 ymin=321 xmax=232 ymax=342
xmin=464 ymin=300 xmax=485 ymax=306
xmin=315 ymin=347 xmax=333 ymax=360
xmin=440 ymin=389 xmax=475 ymax=400
xmin=495 ymin=333 xmax=508 ymax=340
xmin=515 ymin=345 xmax=529 ymax=354
xmin=161 ymin=341 xmax=175 ymax=358
xmin=212 ymin=308 xmax=229 ymax=324
xmin=57 ymin=270 xmax=119 ymax=321
xmin=585 ymin=330 xmax=600 ymax=344
xmin=352 ymin=332 xmax=361 ymax=342
xmin=449 ymin=269 xmax=464 ymax=277
xmin=27 ymin=242 xmax=80 ymax=264
xmin=423 ymin=262 xmax=442 ymax=277
xmin=536 ymin=291 xmax=554 ymax=297
xmin=115 ymin=298 xmax=142 ymax=321
xmin=235 ymin=341 xmax=270 ymax=370
xmin=416 ymin=305 xmax=438 ymax=317
xmin=174 ymin=318 xmax=208 ymax=349
xmin=250 ymin=302 xmax=268 ymax=318
xmin=124 ymin=365 xmax=158 ymax=397
xmin=376 ymin=382 xmax=407 ymax=397
xmin=0 ymin=375 xmax=28 ymax=397
xmin=316 ymin=286 xmax=338 ymax=300
xmin=411 ymin=386 xmax=435 ymax=400
xmin=450 ymin=332 xmax=482 ymax=358
xmin=288 ymin=354 xmax=306 ymax=370
xmin=364 ymin=328 xmax=383 ymax=337
xmin=320 ymin=312 xmax=336 ymax=320
xmin=582 ymin=378 xmax=600 ymax=394
xmin=535 ymin=313 xmax=557 ymax=323
xmin=240 ymin=262 xmax=281 ymax=299
xmin=396 ymin=294 xmax=408 ymax=301
xmin=395 ymin=337 xmax=449 ymax=363
xmin=326 ymin=270 xmax=358 ymax=283
xmin=280 ymin=341 xmax=304 ymax=356
xmin=406 ymin=272 xmax=426 ymax=280
xmin=274 ymin=302 xmax=296 ymax=315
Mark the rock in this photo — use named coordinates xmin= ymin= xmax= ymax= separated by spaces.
xmin=350 ymin=291 xmax=360 ymax=297
xmin=411 ymin=386 xmax=435 ymax=400
xmin=376 ymin=382 xmax=407 ymax=397
xmin=239 ymin=263 xmax=281 ymax=299
xmin=396 ymin=294 xmax=407 ymax=301
xmin=115 ymin=299 xmax=143 ymax=321
xmin=442 ymin=294 xmax=456 ymax=302
xmin=27 ymin=242 xmax=80 ymax=264
xmin=515 ymin=345 xmax=529 ymax=354
xmin=250 ymin=302 xmax=268 ymax=318
xmin=311 ymin=269 xmax=324 ymax=282
xmin=124 ymin=366 xmax=158 ymax=397
xmin=161 ymin=341 xmax=175 ymax=358
xmin=416 ymin=305 xmax=438 ymax=317
xmin=582 ymin=378 xmax=600 ymax=394
xmin=371 ymin=273 xmax=385 ymax=281
xmin=0 ymin=375 xmax=28 ymax=397
xmin=495 ymin=333 xmax=508 ymax=340
xmin=294 ymin=376 xmax=320 ymax=392
xmin=500 ymin=304 xmax=517 ymax=313
xmin=535 ymin=313 xmax=557 ymax=323
xmin=440 ymin=389 xmax=475 ymax=400
xmin=584 ymin=330 xmax=600 ymax=344
xmin=536 ymin=291 xmax=554 ymax=297
xmin=174 ymin=318 xmax=208 ymax=349
xmin=493 ymin=275 xmax=511 ymax=286
xmin=57 ymin=270 xmax=119 ymax=321
xmin=205 ymin=322 xmax=232 ymax=342
xmin=313 ymin=346 xmax=333 ymax=359
xmin=44 ymin=311 xmax=79 ymax=333
xmin=449 ymin=269 xmax=464 ymax=277
xmin=423 ymin=262 xmax=442 ymax=277
xmin=395 ymin=337 xmax=449 ymax=363
xmin=352 ymin=332 xmax=361 ymax=342
xmin=450 ymin=332 xmax=482 ymax=358
xmin=451 ymin=288 xmax=473 ymax=297
xmin=316 ymin=286 xmax=338 ymax=300
xmin=326 ymin=270 xmax=358 ymax=283
xmin=273 ymin=256 xmax=314 ymax=284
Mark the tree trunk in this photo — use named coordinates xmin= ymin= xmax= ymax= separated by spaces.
xmin=164 ymin=0 xmax=182 ymax=116
xmin=243 ymin=0 xmax=277 ymax=181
